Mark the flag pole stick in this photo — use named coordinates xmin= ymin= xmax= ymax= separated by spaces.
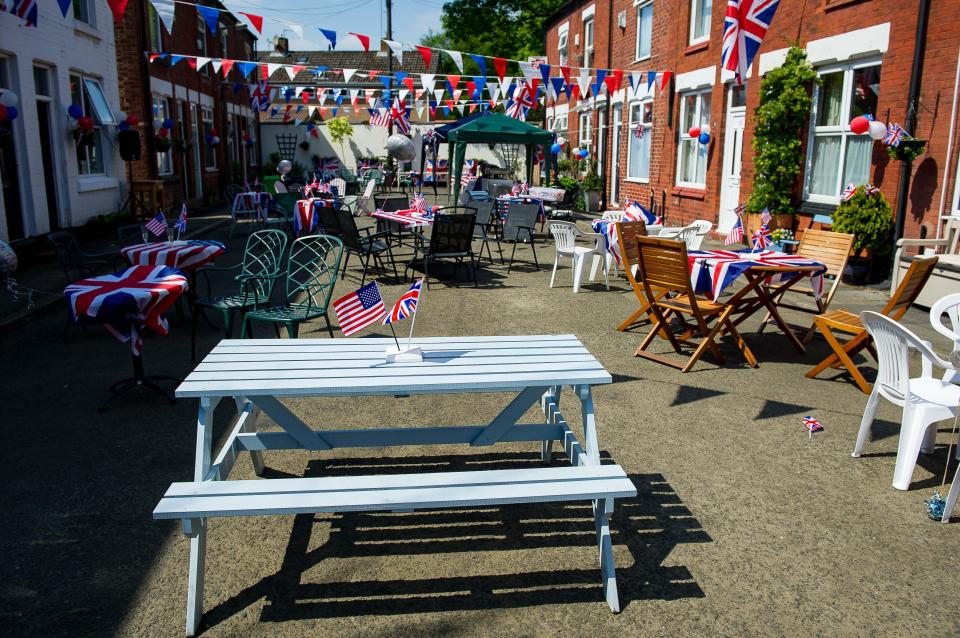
xmin=388 ymin=323 xmax=401 ymax=350
xmin=406 ymin=279 xmax=422 ymax=349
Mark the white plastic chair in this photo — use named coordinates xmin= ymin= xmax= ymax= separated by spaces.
xmin=329 ymin=177 xmax=347 ymax=198
xmin=548 ymin=221 xmax=609 ymax=293
xmin=930 ymin=293 xmax=960 ymax=383
xmin=856 ymin=311 xmax=960 ymax=490
xmin=356 ymin=179 xmax=376 ymax=215
xmin=601 ymin=210 xmax=625 ymax=222
xmin=659 ymin=220 xmax=712 ymax=250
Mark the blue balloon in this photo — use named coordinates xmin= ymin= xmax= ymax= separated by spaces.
xmin=698 ymin=132 xmax=710 ymax=145
xmin=68 ymin=103 xmax=83 ymax=119
xmin=5 ymin=106 xmax=17 ymax=121
xmin=579 ymin=150 xmax=589 ymax=159
xmin=118 ymin=121 xmax=130 ymax=131
xmin=550 ymin=143 xmax=562 ymax=154
xmin=162 ymin=118 xmax=173 ymax=129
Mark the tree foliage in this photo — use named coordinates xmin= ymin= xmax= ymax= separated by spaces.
xmin=747 ymin=45 xmax=818 ymax=217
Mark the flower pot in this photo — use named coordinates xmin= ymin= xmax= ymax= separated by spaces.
xmin=585 ymin=191 xmax=600 ymax=212
xmin=842 ymin=256 xmax=871 ymax=285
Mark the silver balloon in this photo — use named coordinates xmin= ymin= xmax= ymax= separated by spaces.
xmin=0 ymin=240 xmax=17 ymax=276
xmin=385 ymin=134 xmax=416 ymax=162
xmin=277 ymin=160 xmax=293 ymax=176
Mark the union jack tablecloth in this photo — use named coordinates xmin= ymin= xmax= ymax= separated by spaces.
xmin=295 ymin=198 xmax=334 ymax=234
xmin=371 ymin=208 xmax=434 ymax=228
xmin=64 ymin=265 xmax=188 ymax=355
xmin=591 ymin=219 xmax=621 ymax=265
xmin=688 ymin=249 xmax=826 ymax=302
xmin=122 ymin=240 xmax=225 ymax=272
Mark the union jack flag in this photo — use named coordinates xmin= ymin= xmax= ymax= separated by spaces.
xmin=249 ymin=80 xmax=270 ymax=112
xmin=724 ymin=216 xmax=744 ymax=246
xmin=174 ymin=203 xmax=187 ymax=237
xmin=883 ymin=123 xmax=905 ymax=147
xmin=5 ymin=0 xmax=37 ymax=27
xmin=841 ymin=183 xmax=857 ymax=201
xmin=688 ymin=249 xmax=825 ymax=301
xmin=633 ymin=124 xmax=644 ymax=139
xmin=864 ymin=184 xmax=880 ymax=196
xmin=506 ymin=81 xmax=537 ymax=120
xmin=412 ymin=192 xmax=427 ymax=212
xmin=721 ymin=0 xmax=781 ymax=85
xmin=145 ymin=212 xmax=167 ymax=239
xmin=752 ymin=223 xmax=771 ymax=251
xmin=392 ymin=98 xmax=411 ymax=134
xmin=322 ymin=157 xmax=340 ymax=178
xmin=802 ymin=415 xmax=824 ymax=436
xmin=624 ymin=201 xmax=660 ymax=225
xmin=383 ymin=279 xmax=422 ymax=325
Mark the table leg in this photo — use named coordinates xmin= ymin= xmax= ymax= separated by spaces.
xmin=186 ymin=396 xmax=219 ymax=637
xmin=576 ymin=385 xmax=601 ymax=467
xmin=539 ymin=386 xmax=561 ymax=464
xmin=98 ymin=350 xmax=179 ymax=412
xmin=235 ymin=397 xmax=264 ymax=476
xmin=593 ymin=496 xmax=620 ymax=612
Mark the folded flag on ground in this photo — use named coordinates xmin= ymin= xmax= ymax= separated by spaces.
xmin=383 ymin=279 xmax=422 ymax=325
xmin=145 ymin=211 xmax=167 ymax=239
xmin=333 ymin=281 xmax=386 ymax=336
xmin=803 ymin=416 xmax=824 ymax=436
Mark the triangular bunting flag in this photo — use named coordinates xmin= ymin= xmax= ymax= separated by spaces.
xmin=539 ymin=63 xmax=552 ymax=84
xmin=469 ymin=54 xmax=487 ymax=77
xmin=291 ymin=65 xmax=306 ymax=77
xmin=660 ymin=71 xmax=672 ymax=90
xmin=195 ymin=57 xmax=211 ymax=71
xmin=319 ymin=28 xmax=337 ymax=50
xmin=349 ymin=32 xmax=370 ymax=51
xmin=238 ymin=12 xmax=262 ymax=33
xmin=211 ymin=59 xmax=222 ymax=74
xmin=493 ymin=58 xmax=507 ymax=81
xmin=415 ymin=89 xmax=425 ymax=100
xmin=519 ymin=61 xmax=537 ymax=81
xmin=403 ymin=76 xmax=415 ymax=92
xmin=433 ymin=88 xmax=445 ymax=102
xmin=593 ymin=70 xmax=607 ymax=96
xmin=151 ymin=0 xmax=174 ymax=33
xmin=384 ymin=40 xmax=404 ymax=64
xmin=57 ymin=0 xmax=73 ymax=18
xmin=550 ymin=77 xmax=565 ymax=100
xmin=236 ymin=61 xmax=256 ymax=79
xmin=342 ymin=69 xmax=357 ymax=83
xmin=647 ymin=71 xmax=657 ymax=93
xmin=196 ymin=5 xmax=220 ymax=35
xmin=446 ymin=74 xmax=460 ymax=90
xmin=185 ymin=58 xmax=197 ymax=70
xmin=106 ymin=0 xmax=128 ymax=22
xmin=498 ymin=76 xmax=513 ymax=99
xmin=420 ymin=74 xmax=435 ymax=91
xmin=605 ymin=70 xmax=623 ymax=94
xmin=415 ymin=45 xmax=432 ymax=68
xmin=443 ymin=50 xmax=464 ymax=73
xmin=559 ymin=66 xmax=571 ymax=84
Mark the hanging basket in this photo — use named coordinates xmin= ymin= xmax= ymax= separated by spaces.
xmin=887 ymin=139 xmax=927 ymax=162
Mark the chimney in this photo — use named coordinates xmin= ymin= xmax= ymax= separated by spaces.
xmin=275 ymin=36 xmax=289 ymax=55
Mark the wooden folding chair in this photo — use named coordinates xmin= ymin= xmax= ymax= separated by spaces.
xmin=634 ymin=236 xmax=758 ymax=373
xmin=616 ymin=221 xmax=658 ymax=331
xmin=758 ymin=229 xmax=855 ymax=342
xmin=805 ymin=256 xmax=939 ymax=393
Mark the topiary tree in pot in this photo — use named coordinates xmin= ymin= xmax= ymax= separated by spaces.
xmin=832 ymin=186 xmax=894 ymax=284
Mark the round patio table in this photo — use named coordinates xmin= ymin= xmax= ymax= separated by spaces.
xmin=121 ymin=239 xmax=225 ymax=271
xmin=63 ymin=265 xmax=188 ymax=411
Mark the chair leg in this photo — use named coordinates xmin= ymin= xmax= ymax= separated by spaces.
xmin=273 ymin=323 xmax=281 ymax=338
xmin=892 ymin=405 xmax=936 ymax=490
xmin=470 ymin=256 xmax=478 ymax=288
xmin=360 ymin=253 xmax=371 ymax=287
xmin=549 ymin=254 xmax=560 ymax=288
xmin=222 ymin=310 xmax=234 ymax=339
xmin=851 ymin=390 xmax=882 ymax=457
xmin=572 ymin=254 xmax=585 ymax=293
xmin=239 ymin=315 xmax=251 ymax=339
xmin=808 ymin=324 xmax=873 ymax=394
xmin=507 ymin=242 xmax=518 ymax=273
xmin=722 ymin=319 xmax=758 ymax=368
xmin=529 ymin=236 xmax=539 ymax=271
xmin=286 ymin=323 xmax=299 ymax=339
xmin=341 ymin=252 xmax=351 ymax=278
xmin=325 ymin=314 xmax=335 ymax=338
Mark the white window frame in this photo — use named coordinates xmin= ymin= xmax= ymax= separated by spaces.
xmin=202 ymin=106 xmax=217 ymax=169
xmin=803 ymin=58 xmax=882 ymax=204
xmin=552 ymin=113 xmax=568 ymax=133
xmin=197 ymin=16 xmax=208 ymax=57
xmin=579 ymin=111 xmax=592 ymax=146
xmin=626 ymin=99 xmax=653 ymax=182
xmin=557 ymin=25 xmax=569 ymax=68
xmin=689 ymin=0 xmax=712 ymax=46
xmin=583 ymin=18 xmax=595 ymax=69
xmin=153 ymin=95 xmax=173 ymax=176
xmin=675 ymin=88 xmax=712 ymax=188
xmin=635 ymin=0 xmax=653 ymax=62
xmin=73 ymin=0 xmax=95 ymax=27
xmin=70 ymin=74 xmax=109 ymax=177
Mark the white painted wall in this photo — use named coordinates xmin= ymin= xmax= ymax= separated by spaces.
xmin=0 ymin=0 xmax=124 ymax=242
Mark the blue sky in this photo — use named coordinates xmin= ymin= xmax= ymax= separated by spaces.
xmin=224 ymin=0 xmax=444 ymax=53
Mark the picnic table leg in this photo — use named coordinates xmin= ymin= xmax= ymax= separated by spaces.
xmin=235 ymin=397 xmax=264 ymax=476
xmin=186 ymin=396 xmax=220 ymax=636
xmin=576 ymin=385 xmax=601 ymax=466
xmin=594 ymin=496 xmax=621 ymax=612
xmin=539 ymin=385 xmax=561 ymax=464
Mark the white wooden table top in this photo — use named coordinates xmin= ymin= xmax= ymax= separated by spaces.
xmin=178 ymin=334 xmax=611 ymax=398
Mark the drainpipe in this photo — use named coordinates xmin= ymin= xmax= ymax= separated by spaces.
xmin=601 ymin=1 xmax=613 ymax=210
xmin=892 ymin=0 xmax=931 ymax=245
xmin=139 ymin=0 xmax=156 ymax=181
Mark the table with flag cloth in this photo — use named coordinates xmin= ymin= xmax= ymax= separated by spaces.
xmin=686 ymin=249 xmax=827 ymax=353
xmin=590 ymin=206 xmax=663 ymax=267
xmin=63 ymin=265 xmax=188 ymax=410
xmin=121 ymin=240 xmax=226 ymax=271
xmin=294 ymin=198 xmax=335 ymax=235
xmin=370 ymin=208 xmax=434 ymax=229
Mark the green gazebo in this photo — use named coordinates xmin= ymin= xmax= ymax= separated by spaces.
xmin=446 ymin=113 xmax=554 ymax=202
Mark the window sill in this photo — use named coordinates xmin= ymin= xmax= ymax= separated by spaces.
xmin=624 ymin=177 xmax=649 ymax=184
xmin=77 ymin=176 xmax=117 ymax=192
xmin=672 ymin=186 xmax=706 ymax=199
xmin=824 ymin=0 xmax=864 ymax=11
xmin=205 ymin=167 xmax=219 ymax=173
xmin=685 ymin=40 xmax=709 ymax=54
xmin=632 ymin=55 xmax=651 ymax=64
xmin=73 ymin=20 xmax=101 ymax=41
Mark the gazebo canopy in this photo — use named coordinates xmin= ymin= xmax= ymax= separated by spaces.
xmin=446 ymin=113 xmax=554 ymax=201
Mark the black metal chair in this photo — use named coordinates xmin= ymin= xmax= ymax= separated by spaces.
xmin=487 ymin=203 xmax=539 ymax=273
xmin=374 ymin=193 xmax=410 ymax=212
xmin=336 ymin=208 xmax=397 ymax=285
xmin=117 ymin=223 xmax=146 ymax=248
xmin=316 ymin=203 xmax=343 ymax=238
xmin=407 ymin=210 xmax=478 ymax=288
xmin=469 ymin=200 xmax=500 ymax=265
xmin=47 ymin=231 xmax=117 ymax=283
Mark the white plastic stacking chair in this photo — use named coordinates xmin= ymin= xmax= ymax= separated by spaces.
xmin=548 ymin=221 xmax=608 ymax=293
xmin=601 ymin=210 xmax=625 ymax=222
xmin=856 ymin=311 xmax=960 ymax=490
xmin=329 ymin=177 xmax=347 ymax=198
xmin=686 ymin=220 xmax=713 ymax=250
xmin=930 ymin=293 xmax=960 ymax=383
xmin=660 ymin=224 xmax=701 ymax=249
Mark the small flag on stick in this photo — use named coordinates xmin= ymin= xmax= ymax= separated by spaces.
xmin=333 ymin=281 xmax=386 ymax=336
xmin=145 ymin=211 xmax=167 ymax=239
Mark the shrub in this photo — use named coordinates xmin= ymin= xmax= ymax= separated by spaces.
xmin=832 ymin=187 xmax=894 ymax=255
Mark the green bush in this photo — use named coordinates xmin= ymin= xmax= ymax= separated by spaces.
xmin=747 ymin=45 xmax=819 ymax=217
xmin=581 ymin=170 xmax=602 ymax=193
xmin=832 ymin=187 xmax=894 ymax=255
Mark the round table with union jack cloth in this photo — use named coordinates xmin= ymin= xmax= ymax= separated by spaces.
xmin=63 ymin=265 xmax=188 ymax=410
xmin=370 ymin=208 xmax=434 ymax=229
xmin=295 ymin=198 xmax=335 ymax=235
xmin=121 ymin=240 xmax=226 ymax=272
xmin=686 ymin=249 xmax=827 ymax=354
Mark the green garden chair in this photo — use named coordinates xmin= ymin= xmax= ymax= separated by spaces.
xmin=191 ymin=229 xmax=288 ymax=361
xmin=265 ymin=192 xmax=299 ymax=233
xmin=240 ymin=235 xmax=344 ymax=339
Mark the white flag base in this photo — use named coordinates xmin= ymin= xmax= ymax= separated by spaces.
xmin=385 ymin=345 xmax=423 ymax=363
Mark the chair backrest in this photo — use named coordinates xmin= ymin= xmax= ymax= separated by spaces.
xmin=273 ymin=193 xmax=299 ymax=215
xmin=930 ymin=292 xmax=960 ymax=354
xmin=47 ymin=231 xmax=83 ymax=279
xmin=502 ymin=203 xmax=539 ymax=241
xmin=882 ymin=256 xmax=938 ymax=320
xmin=635 ymin=235 xmax=696 ymax=299
xmin=797 ymin=228 xmax=854 ymax=279
xmin=375 ymin=193 xmax=409 ymax=212
xmin=334 ymin=208 xmax=367 ymax=250
xmin=616 ymin=221 xmax=648 ymax=279
xmin=316 ymin=204 xmax=343 ymax=239
xmin=273 ymin=181 xmax=289 ymax=193
xmin=661 ymin=224 xmax=701 ymax=249
xmin=687 ymin=220 xmax=713 ymax=250
xmin=428 ymin=213 xmax=476 ymax=256
xmin=329 ymin=177 xmax=346 ymax=197
xmin=601 ymin=211 xmax=625 ymax=221
xmin=471 ymin=201 xmax=494 ymax=236
xmin=360 ymin=178 xmax=376 ymax=202
xmin=117 ymin=223 xmax=145 ymax=247
xmin=240 ymin=229 xmax=288 ymax=301
xmin=284 ymin=235 xmax=344 ymax=314
xmin=548 ymin=221 xmax=580 ymax=253
xmin=860 ymin=311 xmax=951 ymax=402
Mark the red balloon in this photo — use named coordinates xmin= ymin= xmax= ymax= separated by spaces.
xmin=849 ymin=116 xmax=870 ymax=135
xmin=158 ymin=128 xmax=169 ymax=137
xmin=0 ymin=105 xmax=6 ymax=121
xmin=209 ymin=128 xmax=219 ymax=136
xmin=688 ymin=126 xmax=701 ymax=139
xmin=78 ymin=116 xmax=94 ymax=130
xmin=126 ymin=114 xmax=139 ymax=126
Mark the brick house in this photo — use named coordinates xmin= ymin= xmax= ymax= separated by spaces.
xmin=545 ymin=0 xmax=960 ymax=241
xmin=114 ymin=0 xmax=260 ymax=211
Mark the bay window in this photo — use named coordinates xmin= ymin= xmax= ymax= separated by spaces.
xmin=628 ymin=100 xmax=653 ymax=180
xmin=636 ymin=1 xmax=653 ymax=61
xmin=676 ymin=88 xmax=711 ymax=187
xmin=805 ymin=61 xmax=881 ymax=202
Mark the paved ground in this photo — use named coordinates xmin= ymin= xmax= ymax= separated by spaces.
xmin=1 ymin=214 xmax=958 ymax=637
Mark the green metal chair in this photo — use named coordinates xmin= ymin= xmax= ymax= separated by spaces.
xmin=191 ymin=229 xmax=288 ymax=361
xmin=240 ymin=235 xmax=344 ymax=339
xmin=265 ymin=192 xmax=299 ymax=233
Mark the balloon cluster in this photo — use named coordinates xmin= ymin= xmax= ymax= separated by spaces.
xmin=550 ymin=136 xmax=567 ymax=155
xmin=205 ymin=128 xmax=221 ymax=147
xmin=849 ymin=115 xmax=887 ymax=140
xmin=66 ymin=103 xmax=96 ymax=142
xmin=147 ymin=115 xmax=172 ymax=137
xmin=688 ymin=124 xmax=711 ymax=145
xmin=575 ymin=147 xmax=590 ymax=160
xmin=0 ymin=91 xmax=18 ymax=123
xmin=242 ymin=133 xmax=254 ymax=148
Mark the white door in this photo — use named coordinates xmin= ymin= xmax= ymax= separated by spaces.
xmin=596 ymin=109 xmax=606 ymax=179
xmin=718 ymin=98 xmax=746 ymax=232
xmin=610 ymin=104 xmax=622 ymax=203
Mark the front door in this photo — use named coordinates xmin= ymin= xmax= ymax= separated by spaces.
xmin=719 ymin=88 xmax=746 ymax=233
xmin=0 ymin=115 xmax=23 ymax=240
xmin=610 ymin=104 xmax=622 ymax=204
xmin=36 ymin=100 xmax=60 ymax=231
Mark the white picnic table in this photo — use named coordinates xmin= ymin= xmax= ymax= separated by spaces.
xmin=154 ymin=334 xmax=636 ymax=635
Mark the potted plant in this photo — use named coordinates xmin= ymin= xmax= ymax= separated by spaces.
xmin=770 ymin=228 xmax=795 ymax=253
xmin=887 ymin=139 xmax=927 ymax=163
xmin=832 ymin=186 xmax=894 ymax=284
xmin=581 ymin=161 xmax=602 ymax=213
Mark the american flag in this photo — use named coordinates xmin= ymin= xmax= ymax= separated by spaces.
xmin=802 ymin=415 xmax=824 ymax=435
xmin=724 ymin=216 xmax=744 ymax=246
xmin=412 ymin=192 xmax=427 ymax=212
xmin=383 ymin=279 xmax=422 ymax=325
xmin=506 ymin=81 xmax=537 ymax=120
xmin=174 ymin=203 xmax=188 ymax=237
xmin=760 ymin=208 xmax=772 ymax=224
xmin=841 ymin=183 xmax=857 ymax=201
xmin=145 ymin=212 xmax=167 ymax=239
xmin=369 ymin=100 xmax=391 ymax=127
xmin=883 ymin=123 xmax=905 ymax=147
xmin=6 ymin=0 xmax=37 ymax=27
xmin=333 ymin=281 xmax=386 ymax=336
xmin=752 ymin=223 xmax=772 ymax=251
xmin=721 ymin=0 xmax=781 ymax=85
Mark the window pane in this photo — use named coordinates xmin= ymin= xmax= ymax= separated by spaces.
xmin=693 ymin=0 xmax=712 ymax=40
xmin=679 ymin=140 xmax=697 ymax=183
xmin=83 ymin=79 xmax=115 ymax=125
xmin=851 ymin=65 xmax=881 ymax=118
xmin=637 ymin=129 xmax=651 ymax=179
xmin=681 ymin=94 xmax=696 ymax=131
xmin=730 ymin=84 xmax=747 ymax=108
xmin=809 ymin=135 xmax=842 ymax=196
xmin=628 ymin=105 xmax=641 ymax=178
xmin=699 ymin=93 xmax=711 ymax=127
xmin=816 ymin=72 xmax=844 ymax=126
xmin=33 ymin=67 xmax=50 ymax=96
xmin=842 ymin=136 xmax=873 ymax=187
xmin=637 ymin=4 xmax=653 ymax=59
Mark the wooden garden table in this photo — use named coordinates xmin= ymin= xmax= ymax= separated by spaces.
xmin=154 ymin=334 xmax=636 ymax=636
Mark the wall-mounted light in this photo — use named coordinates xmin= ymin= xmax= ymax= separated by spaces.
xmin=617 ymin=11 xmax=627 ymax=30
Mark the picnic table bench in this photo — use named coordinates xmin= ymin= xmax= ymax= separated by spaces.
xmin=154 ymin=334 xmax=636 ymax=635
